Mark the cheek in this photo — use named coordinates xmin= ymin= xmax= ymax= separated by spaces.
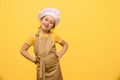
xmin=50 ymin=22 xmax=55 ymax=28
xmin=49 ymin=24 xmax=54 ymax=27
xmin=49 ymin=25 xmax=54 ymax=29
xmin=49 ymin=24 xmax=54 ymax=28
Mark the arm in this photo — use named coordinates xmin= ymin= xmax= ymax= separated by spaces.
xmin=57 ymin=40 xmax=68 ymax=59
xmin=20 ymin=43 xmax=36 ymax=64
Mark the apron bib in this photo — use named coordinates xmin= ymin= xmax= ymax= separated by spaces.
xmin=34 ymin=33 xmax=63 ymax=80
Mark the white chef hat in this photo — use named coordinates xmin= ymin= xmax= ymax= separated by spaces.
xmin=38 ymin=8 xmax=60 ymax=26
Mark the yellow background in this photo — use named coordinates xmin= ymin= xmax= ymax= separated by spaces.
xmin=0 ymin=0 xmax=120 ymax=80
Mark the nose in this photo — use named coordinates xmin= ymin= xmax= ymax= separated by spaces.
xmin=46 ymin=21 xmax=49 ymax=25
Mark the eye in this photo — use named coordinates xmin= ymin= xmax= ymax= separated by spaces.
xmin=50 ymin=22 xmax=53 ymax=24
xmin=45 ymin=18 xmax=48 ymax=21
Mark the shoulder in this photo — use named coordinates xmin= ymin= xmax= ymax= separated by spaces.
xmin=50 ymin=31 xmax=63 ymax=43
xmin=50 ymin=31 xmax=59 ymax=39
xmin=29 ymin=32 xmax=37 ymax=39
xmin=50 ymin=31 xmax=58 ymax=37
xmin=28 ymin=31 xmax=39 ymax=40
xmin=31 ymin=30 xmax=40 ymax=38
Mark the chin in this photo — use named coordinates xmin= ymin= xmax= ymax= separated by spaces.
xmin=43 ymin=28 xmax=50 ymax=31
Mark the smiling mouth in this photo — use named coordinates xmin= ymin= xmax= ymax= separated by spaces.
xmin=43 ymin=23 xmax=49 ymax=28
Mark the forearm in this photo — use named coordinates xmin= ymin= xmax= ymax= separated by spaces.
xmin=20 ymin=43 xmax=36 ymax=63
xmin=20 ymin=50 xmax=36 ymax=63
xmin=57 ymin=41 xmax=68 ymax=59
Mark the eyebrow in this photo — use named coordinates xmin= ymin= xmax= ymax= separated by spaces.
xmin=45 ymin=17 xmax=54 ymax=22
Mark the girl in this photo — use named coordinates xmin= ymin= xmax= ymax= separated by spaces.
xmin=20 ymin=8 xmax=68 ymax=80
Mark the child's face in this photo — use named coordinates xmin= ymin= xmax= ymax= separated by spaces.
xmin=41 ymin=15 xmax=55 ymax=32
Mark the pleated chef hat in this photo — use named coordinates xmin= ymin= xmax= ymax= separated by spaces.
xmin=38 ymin=8 xmax=60 ymax=26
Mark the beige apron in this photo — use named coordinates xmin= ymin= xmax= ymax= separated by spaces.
xmin=34 ymin=33 xmax=63 ymax=80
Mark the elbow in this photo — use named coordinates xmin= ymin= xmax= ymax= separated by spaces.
xmin=60 ymin=40 xmax=68 ymax=50
xmin=20 ymin=49 xmax=22 ymax=54
xmin=63 ymin=41 xmax=68 ymax=50
xmin=65 ymin=42 xmax=68 ymax=49
xmin=20 ymin=43 xmax=29 ymax=55
xmin=20 ymin=48 xmax=24 ymax=55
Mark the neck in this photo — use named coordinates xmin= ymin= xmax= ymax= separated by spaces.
xmin=39 ymin=28 xmax=50 ymax=34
